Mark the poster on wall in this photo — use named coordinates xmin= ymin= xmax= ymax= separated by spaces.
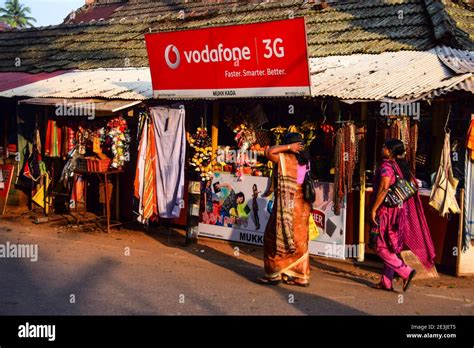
xmin=198 ymin=173 xmax=271 ymax=246
xmin=308 ymin=182 xmax=347 ymax=260
xmin=198 ymin=175 xmax=347 ymax=260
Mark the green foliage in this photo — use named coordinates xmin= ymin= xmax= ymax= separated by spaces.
xmin=0 ymin=0 xmax=36 ymax=28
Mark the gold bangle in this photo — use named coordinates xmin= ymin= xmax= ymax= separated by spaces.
xmin=287 ymin=145 xmax=290 ymax=150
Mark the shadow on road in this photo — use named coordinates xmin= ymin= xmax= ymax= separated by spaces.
xmin=0 ymin=221 xmax=367 ymax=315
xmin=144 ymin=226 xmax=367 ymax=315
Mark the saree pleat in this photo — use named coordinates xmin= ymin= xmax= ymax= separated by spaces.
xmin=264 ymin=153 xmax=311 ymax=282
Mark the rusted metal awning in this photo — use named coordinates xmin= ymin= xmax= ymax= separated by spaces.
xmin=0 ymin=68 xmax=152 ymax=100
xmin=18 ymin=98 xmax=142 ymax=116
xmin=0 ymin=71 xmax=68 ymax=93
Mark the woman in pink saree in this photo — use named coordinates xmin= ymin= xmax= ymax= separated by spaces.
xmin=370 ymin=139 xmax=436 ymax=292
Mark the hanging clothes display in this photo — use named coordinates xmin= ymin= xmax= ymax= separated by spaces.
xmin=134 ymin=115 xmax=148 ymax=223
xmin=60 ymin=126 xmax=75 ymax=159
xmin=45 ymin=120 xmax=62 ymax=158
xmin=134 ymin=106 xmax=186 ymax=222
xmin=151 ymin=106 xmax=186 ymax=218
xmin=429 ymin=131 xmax=461 ymax=217
xmin=467 ymin=119 xmax=474 ymax=161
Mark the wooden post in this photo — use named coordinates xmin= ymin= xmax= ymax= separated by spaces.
xmin=358 ymin=103 xmax=368 ymax=262
xmin=3 ymin=108 xmax=7 ymax=151
xmin=456 ymin=188 xmax=465 ymax=276
xmin=211 ymin=101 xmax=219 ymax=158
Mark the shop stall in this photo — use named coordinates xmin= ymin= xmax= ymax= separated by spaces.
xmin=12 ymin=98 xmax=137 ymax=230
xmin=144 ymin=18 xmax=360 ymax=260
xmin=144 ymin=16 xmax=473 ymax=271
xmin=188 ymin=100 xmax=362 ymax=260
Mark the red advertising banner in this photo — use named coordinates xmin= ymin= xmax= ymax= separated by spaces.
xmin=145 ymin=18 xmax=311 ymax=98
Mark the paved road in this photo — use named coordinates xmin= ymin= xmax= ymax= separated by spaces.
xmin=0 ymin=217 xmax=473 ymax=315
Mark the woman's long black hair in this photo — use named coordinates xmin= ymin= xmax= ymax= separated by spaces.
xmin=283 ymin=132 xmax=310 ymax=165
xmin=384 ymin=138 xmax=412 ymax=180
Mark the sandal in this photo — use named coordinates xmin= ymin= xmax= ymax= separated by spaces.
xmin=258 ymin=276 xmax=281 ymax=285
xmin=372 ymin=282 xmax=394 ymax=292
xmin=282 ymin=276 xmax=310 ymax=287
xmin=403 ymin=270 xmax=417 ymax=292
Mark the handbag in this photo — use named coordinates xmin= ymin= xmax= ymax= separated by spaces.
xmin=303 ymin=163 xmax=316 ymax=204
xmin=384 ymin=162 xmax=418 ymax=207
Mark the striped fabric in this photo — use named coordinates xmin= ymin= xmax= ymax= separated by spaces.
xmin=142 ymin=122 xmax=157 ymax=220
xmin=275 ymin=153 xmax=298 ymax=255
xmin=45 ymin=120 xmax=62 ymax=157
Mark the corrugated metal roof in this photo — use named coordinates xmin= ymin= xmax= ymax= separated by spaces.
xmin=0 ymin=71 xmax=68 ymax=93
xmin=436 ymin=46 xmax=474 ymax=74
xmin=0 ymin=68 xmax=152 ymax=100
xmin=1 ymin=47 xmax=472 ymax=102
xmin=310 ymin=46 xmax=473 ymax=101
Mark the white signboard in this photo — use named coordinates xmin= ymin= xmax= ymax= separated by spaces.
xmin=198 ymin=173 xmax=347 ymax=260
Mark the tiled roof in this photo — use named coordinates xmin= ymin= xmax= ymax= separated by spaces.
xmin=0 ymin=0 xmax=472 ymax=73
xmin=0 ymin=22 xmax=11 ymax=31
xmin=64 ymin=3 xmax=124 ymax=24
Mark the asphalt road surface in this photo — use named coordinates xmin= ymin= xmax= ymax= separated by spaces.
xmin=0 ymin=217 xmax=473 ymax=315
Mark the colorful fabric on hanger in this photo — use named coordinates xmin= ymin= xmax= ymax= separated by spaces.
xmin=142 ymin=122 xmax=158 ymax=220
xmin=60 ymin=126 xmax=75 ymax=158
xmin=151 ymin=106 xmax=186 ymax=218
xmin=134 ymin=118 xmax=158 ymax=224
xmin=45 ymin=120 xmax=62 ymax=157
xmin=68 ymin=127 xmax=75 ymax=152
xmin=467 ymin=119 xmax=474 ymax=161
xmin=134 ymin=106 xmax=186 ymax=223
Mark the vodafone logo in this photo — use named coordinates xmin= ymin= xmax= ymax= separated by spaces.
xmin=165 ymin=45 xmax=180 ymax=69
xmin=163 ymin=40 xmax=284 ymax=69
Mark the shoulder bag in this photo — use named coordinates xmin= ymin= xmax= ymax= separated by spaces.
xmin=384 ymin=162 xmax=418 ymax=207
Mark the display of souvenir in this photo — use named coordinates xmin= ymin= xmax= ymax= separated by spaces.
xmin=300 ymin=120 xmax=318 ymax=147
xmin=187 ymin=127 xmax=215 ymax=181
xmin=99 ymin=116 xmax=131 ymax=169
xmin=270 ymin=126 xmax=287 ymax=145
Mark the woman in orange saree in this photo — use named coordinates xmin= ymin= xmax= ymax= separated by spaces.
xmin=259 ymin=133 xmax=312 ymax=287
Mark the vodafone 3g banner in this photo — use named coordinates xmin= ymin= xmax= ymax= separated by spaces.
xmin=145 ymin=18 xmax=311 ymax=98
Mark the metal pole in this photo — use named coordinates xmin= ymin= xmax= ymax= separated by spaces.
xmin=211 ymin=101 xmax=219 ymax=158
xmin=358 ymin=103 xmax=368 ymax=262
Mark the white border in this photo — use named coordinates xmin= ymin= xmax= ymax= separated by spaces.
xmin=154 ymin=86 xmax=310 ymax=99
